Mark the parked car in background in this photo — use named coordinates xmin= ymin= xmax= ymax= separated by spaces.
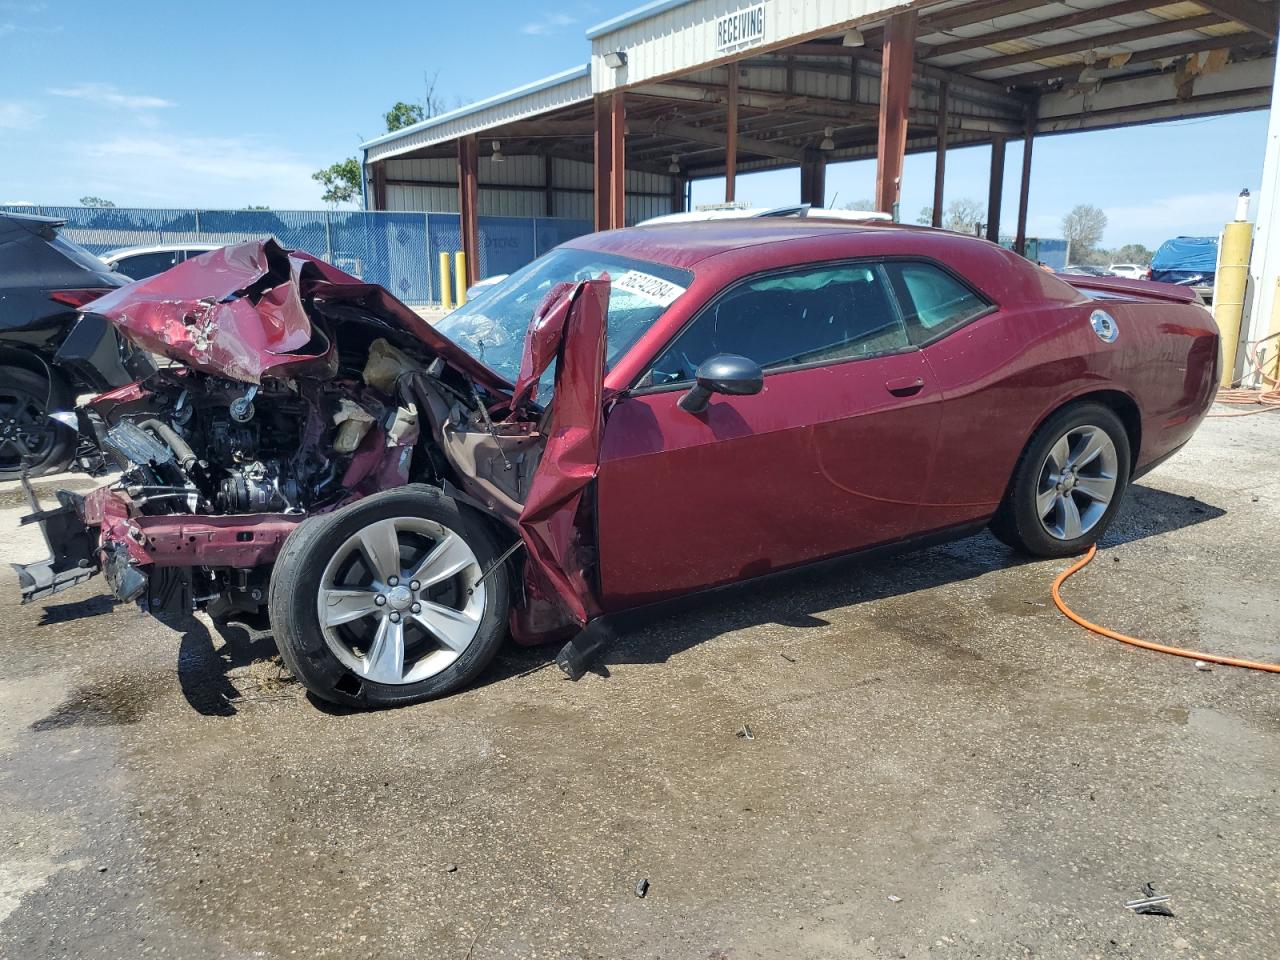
xmin=1108 ymin=263 xmax=1147 ymax=280
xmin=101 ymin=243 xmax=222 ymax=280
xmin=1062 ymin=264 xmax=1111 ymax=277
xmin=1150 ymin=236 xmax=1217 ymax=304
xmin=0 ymin=211 xmax=140 ymax=479
xmin=17 ymin=223 xmax=1219 ymax=709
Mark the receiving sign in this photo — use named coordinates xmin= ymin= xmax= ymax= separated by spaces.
xmin=715 ymin=3 xmax=766 ymax=52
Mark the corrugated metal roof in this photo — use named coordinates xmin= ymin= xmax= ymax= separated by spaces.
xmin=361 ymin=64 xmax=591 ymax=159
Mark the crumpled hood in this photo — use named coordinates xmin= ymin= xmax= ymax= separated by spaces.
xmin=84 ymin=238 xmax=512 ymax=393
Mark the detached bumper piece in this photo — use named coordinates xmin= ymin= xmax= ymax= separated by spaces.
xmin=12 ymin=481 xmax=99 ymax=603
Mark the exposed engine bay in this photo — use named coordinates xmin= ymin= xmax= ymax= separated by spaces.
xmin=15 ymin=239 xmax=606 ymax=650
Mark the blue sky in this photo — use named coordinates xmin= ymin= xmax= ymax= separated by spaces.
xmin=0 ymin=0 xmax=1268 ymax=249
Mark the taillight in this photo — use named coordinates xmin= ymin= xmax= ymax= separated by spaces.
xmin=49 ymin=288 xmax=109 ymax=309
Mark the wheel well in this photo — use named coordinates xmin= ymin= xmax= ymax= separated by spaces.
xmin=0 ymin=345 xmax=54 ymax=381
xmin=1070 ymin=389 xmax=1142 ymax=468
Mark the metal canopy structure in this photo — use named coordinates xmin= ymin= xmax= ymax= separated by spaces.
xmin=361 ymin=0 xmax=1279 ymax=285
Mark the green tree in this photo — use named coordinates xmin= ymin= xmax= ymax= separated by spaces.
xmin=842 ymin=199 xmax=877 ymax=212
xmin=1111 ymin=242 xmax=1153 ymax=266
xmin=312 ymin=158 xmax=362 ymax=206
xmin=1062 ymin=204 xmax=1108 ymax=260
xmin=79 ymin=196 xmax=115 ymax=207
xmin=315 ymin=78 xmax=454 ymax=208
xmin=384 ymin=101 xmax=427 ymax=132
xmin=917 ymin=205 xmax=934 ymax=226
xmin=943 ymin=198 xmax=984 ymax=235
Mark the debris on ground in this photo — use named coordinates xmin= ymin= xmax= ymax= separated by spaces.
xmin=1124 ymin=883 xmax=1174 ymax=916
xmin=635 ymin=878 xmax=649 ymax=898
xmin=780 ymin=652 xmax=797 ymax=664
xmin=737 ymin=724 xmax=755 ymax=741
xmin=887 ymin=895 xmax=902 ymax=903
xmin=1195 ymin=660 xmax=1213 ymax=671
xmin=445 ymin=863 xmax=458 ymax=873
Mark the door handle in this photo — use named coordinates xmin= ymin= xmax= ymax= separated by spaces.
xmin=885 ymin=376 xmax=925 ymax=397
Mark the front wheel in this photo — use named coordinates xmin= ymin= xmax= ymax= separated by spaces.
xmin=268 ymin=485 xmax=511 ymax=709
xmin=990 ymin=402 xmax=1131 ymax=558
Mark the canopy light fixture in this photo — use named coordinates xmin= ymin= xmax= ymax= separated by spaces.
xmin=604 ymin=50 xmax=628 ymax=69
xmin=841 ymin=28 xmax=865 ymax=47
xmin=668 ymin=154 xmax=681 ymax=173
xmin=491 ymin=140 xmax=505 ymax=163
xmin=820 ymin=126 xmax=835 ymax=151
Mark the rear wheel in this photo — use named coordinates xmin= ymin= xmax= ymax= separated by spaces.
xmin=268 ymin=485 xmax=510 ymax=709
xmin=990 ymin=402 xmax=1131 ymax=558
xmin=0 ymin=365 xmax=76 ymax=481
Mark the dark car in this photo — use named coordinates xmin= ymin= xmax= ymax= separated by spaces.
xmin=0 ymin=211 xmax=137 ymax=479
xmin=15 ymin=222 xmax=1219 ymax=709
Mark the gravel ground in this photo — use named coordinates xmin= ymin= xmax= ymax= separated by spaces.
xmin=0 ymin=409 xmax=1277 ymax=959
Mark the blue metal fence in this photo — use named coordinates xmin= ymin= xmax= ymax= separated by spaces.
xmin=0 ymin=205 xmax=593 ymax=305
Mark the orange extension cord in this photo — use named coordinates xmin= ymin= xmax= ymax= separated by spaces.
xmin=1209 ymin=329 xmax=1280 ymax=417
xmin=1052 ymin=545 xmax=1280 ymax=673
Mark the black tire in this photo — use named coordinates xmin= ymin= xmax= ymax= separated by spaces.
xmin=990 ymin=402 xmax=1132 ymax=558
xmin=0 ymin=364 xmax=76 ymax=481
xmin=268 ymin=484 xmax=511 ymax=709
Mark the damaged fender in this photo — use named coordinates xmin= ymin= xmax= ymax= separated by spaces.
xmin=512 ymin=280 xmax=609 ymax=632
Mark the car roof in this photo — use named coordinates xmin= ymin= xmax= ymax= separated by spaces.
xmin=101 ymin=242 xmax=222 ymax=260
xmin=564 ymin=218 xmax=978 ymax=271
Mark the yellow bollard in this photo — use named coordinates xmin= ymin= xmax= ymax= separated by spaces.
xmin=1214 ymin=220 xmax=1252 ymax=388
xmin=454 ymin=251 xmax=468 ymax=306
xmin=439 ymin=252 xmax=454 ymax=311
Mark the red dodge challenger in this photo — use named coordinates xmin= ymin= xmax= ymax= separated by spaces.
xmin=16 ymin=220 xmax=1219 ymax=708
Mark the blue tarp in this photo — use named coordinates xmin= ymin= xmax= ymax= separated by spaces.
xmin=1152 ymin=236 xmax=1218 ymax=273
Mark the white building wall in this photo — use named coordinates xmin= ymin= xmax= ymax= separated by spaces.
xmin=589 ymin=0 xmax=922 ymax=91
xmin=384 ymin=154 xmax=675 ymax=222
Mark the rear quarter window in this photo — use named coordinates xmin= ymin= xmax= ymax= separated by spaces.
xmin=887 ymin=261 xmax=990 ymax=343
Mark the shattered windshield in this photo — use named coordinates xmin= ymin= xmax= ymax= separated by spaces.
xmin=436 ymin=247 xmax=693 ymax=383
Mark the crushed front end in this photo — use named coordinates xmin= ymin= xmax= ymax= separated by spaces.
xmin=13 ymin=239 xmax=607 ymax=649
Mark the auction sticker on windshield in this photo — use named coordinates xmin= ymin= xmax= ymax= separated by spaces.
xmin=611 ymin=270 xmax=686 ymax=307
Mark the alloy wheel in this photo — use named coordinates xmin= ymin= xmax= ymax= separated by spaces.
xmin=1035 ymin=424 xmax=1118 ymax=541
xmin=316 ymin=516 xmax=486 ymax=685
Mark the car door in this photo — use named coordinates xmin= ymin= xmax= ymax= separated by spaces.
xmin=594 ymin=260 xmax=944 ymax=609
xmin=880 ymin=259 xmax=1030 ymax=532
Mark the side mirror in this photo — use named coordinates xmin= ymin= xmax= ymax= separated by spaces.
xmin=678 ymin=354 xmax=764 ymax=414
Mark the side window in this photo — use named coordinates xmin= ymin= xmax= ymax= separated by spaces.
xmin=886 ymin=261 xmax=989 ymax=343
xmin=646 ymin=263 xmax=909 ymax=386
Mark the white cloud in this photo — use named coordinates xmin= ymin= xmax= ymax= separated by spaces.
xmin=521 ymin=12 xmax=577 ymax=34
xmin=0 ymin=21 xmax=17 ymax=37
xmin=48 ymin=83 xmax=173 ymax=110
xmin=0 ymin=101 xmax=38 ymax=128
xmin=80 ymin=133 xmax=324 ymax=208
xmin=1100 ymin=191 xmax=1242 ymax=242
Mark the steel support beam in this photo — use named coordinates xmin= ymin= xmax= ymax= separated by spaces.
xmin=933 ymin=82 xmax=948 ymax=228
xmin=726 ymin=64 xmax=739 ymax=202
xmin=1198 ymin=0 xmax=1277 ymax=38
xmin=610 ymin=92 xmax=627 ymax=229
xmin=593 ymin=95 xmax=613 ymax=231
xmin=1015 ymin=105 xmax=1036 ymax=256
xmin=457 ymin=135 xmax=480 ymax=286
xmin=966 ymin=14 xmax=1224 ymax=74
xmin=372 ymin=160 xmax=387 ymax=211
xmin=876 ymin=10 xmax=917 ymax=218
xmin=986 ymin=134 xmax=1006 ymax=243
xmin=800 ymin=152 xmax=826 ymax=206
xmin=924 ymin=0 xmax=1177 ymax=59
